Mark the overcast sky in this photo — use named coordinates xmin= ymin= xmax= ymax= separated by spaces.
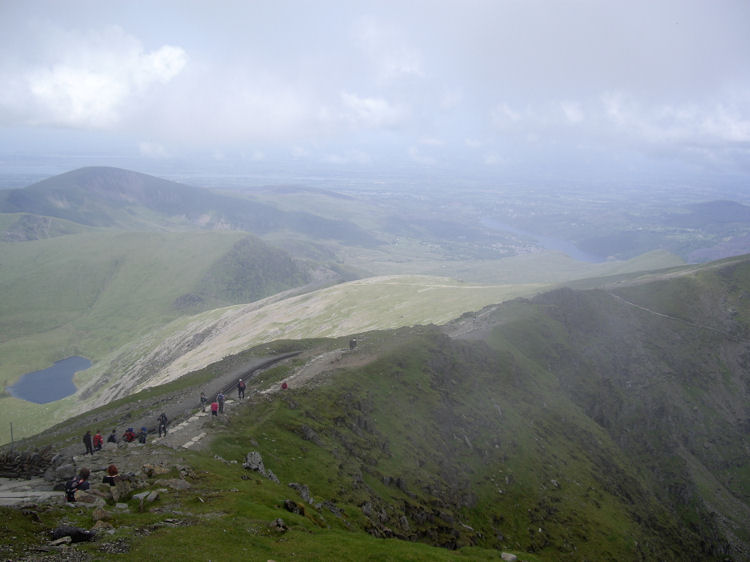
xmin=1 ymin=0 xmax=749 ymax=185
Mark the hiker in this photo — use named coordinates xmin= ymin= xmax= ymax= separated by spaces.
xmin=350 ymin=337 xmax=357 ymax=350
xmin=102 ymin=464 xmax=119 ymax=486
xmin=217 ymin=392 xmax=225 ymax=413
xmin=93 ymin=430 xmax=103 ymax=452
xmin=158 ymin=412 xmax=168 ymax=437
xmin=237 ymin=378 xmax=246 ymax=400
xmin=138 ymin=426 xmax=148 ymax=443
xmin=107 ymin=429 xmax=117 ymax=443
xmin=65 ymin=467 xmax=90 ymax=502
xmin=83 ymin=430 xmax=93 ymax=455
xmin=200 ymin=391 xmax=207 ymax=412
xmin=123 ymin=428 xmax=136 ymax=442
xmin=210 ymin=400 xmax=219 ymax=416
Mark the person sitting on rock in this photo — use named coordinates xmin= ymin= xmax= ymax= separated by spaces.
xmin=123 ymin=428 xmax=136 ymax=442
xmin=65 ymin=467 xmax=90 ymax=502
xmin=138 ymin=426 xmax=148 ymax=443
xmin=102 ymin=464 xmax=119 ymax=486
xmin=107 ymin=429 xmax=117 ymax=443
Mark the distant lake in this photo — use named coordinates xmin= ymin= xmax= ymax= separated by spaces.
xmin=8 ymin=356 xmax=91 ymax=404
xmin=482 ymin=218 xmax=605 ymax=263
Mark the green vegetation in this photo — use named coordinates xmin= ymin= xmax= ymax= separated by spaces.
xmin=3 ymin=255 xmax=750 ymax=559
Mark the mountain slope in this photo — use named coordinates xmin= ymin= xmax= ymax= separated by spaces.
xmin=218 ymin=255 xmax=750 ymax=558
xmin=0 ymin=229 xmax=313 ymax=392
xmin=0 ymin=167 xmax=378 ymax=245
xmin=3 ymin=256 xmax=749 ymax=560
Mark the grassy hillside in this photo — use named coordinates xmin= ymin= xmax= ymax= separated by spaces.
xmin=0 ymin=230 xmax=309 ymax=387
xmin=4 ymin=257 xmax=749 ymax=560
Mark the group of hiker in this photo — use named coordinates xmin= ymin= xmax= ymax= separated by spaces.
xmin=79 ymin=376 xmax=259 ymax=457
xmin=81 ymin=413 xmax=169 ymax=454
xmin=200 ymin=378 xmax=246 ymax=416
xmin=202 ymin=390 xmax=225 ymax=416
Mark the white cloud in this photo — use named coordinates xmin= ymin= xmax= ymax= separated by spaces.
xmin=601 ymin=92 xmax=750 ymax=146
xmin=339 ymin=91 xmax=408 ymax=129
xmin=1 ymin=24 xmax=187 ymax=129
xmin=491 ymin=103 xmax=523 ymax=127
xmin=560 ymin=101 xmax=584 ymax=124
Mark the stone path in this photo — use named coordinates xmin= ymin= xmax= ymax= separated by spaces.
xmin=151 ymin=397 xmax=240 ymax=450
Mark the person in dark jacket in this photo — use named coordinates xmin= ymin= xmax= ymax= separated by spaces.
xmin=102 ymin=464 xmax=119 ymax=486
xmin=158 ymin=413 xmax=168 ymax=437
xmin=65 ymin=467 xmax=90 ymax=502
xmin=83 ymin=430 xmax=93 ymax=455
xmin=107 ymin=429 xmax=117 ymax=443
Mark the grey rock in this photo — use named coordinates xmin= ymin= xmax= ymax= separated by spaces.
xmin=283 ymin=499 xmax=305 ymax=515
xmin=270 ymin=518 xmax=287 ymax=532
xmin=501 ymin=553 xmax=518 ymax=562
xmin=289 ymin=482 xmax=313 ymax=504
xmin=162 ymin=478 xmax=191 ymax=490
xmin=54 ymin=463 xmax=76 ymax=480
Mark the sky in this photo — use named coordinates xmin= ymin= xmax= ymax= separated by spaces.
xmin=1 ymin=0 xmax=749 ymax=186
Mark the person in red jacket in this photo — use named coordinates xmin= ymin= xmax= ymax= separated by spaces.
xmin=210 ymin=400 xmax=219 ymax=416
xmin=92 ymin=430 xmax=103 ymax=452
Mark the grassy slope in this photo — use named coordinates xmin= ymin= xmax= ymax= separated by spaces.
xmin=4 ymin=258 xmax=748 ymax=560
xmin=0 ymin=230 xmax=247 ymax=439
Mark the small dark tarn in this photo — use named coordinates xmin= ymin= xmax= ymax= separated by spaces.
xmin=9 ymin=356 xmax=91 ymax=404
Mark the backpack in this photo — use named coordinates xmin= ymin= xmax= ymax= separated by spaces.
xmin=239 ymin=381 xmax=246 ymax=390
xmin=65 ymin=477 xmax=83 ymax=502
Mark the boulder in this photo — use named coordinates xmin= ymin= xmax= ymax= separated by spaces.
xmin=501 ymin=553 xmax=518 ymax=562
xmin=111 ymin=480 xmax=134 ymax=502
xmin=142 ymin=464 xmax=171 ymax=477
xmin=283 ymin=499 xmax=305 ymax=515
xmin=92 ymin=507 xmax=112 ymax=521
xmin=54 ymin=463 xmax=76 ymax=480
xmin=243 ymin=451 xmax=278 ymax=482
xmin=162 ymin=478 xmax=191 ymax=490
xmin=91 ymin=520 xmax=114 ymax=532
xmin=75 ymin=491 xmax=106 ymax=508
xmin=270 ymin=518 xmax=287 ymax=533
xmin=288 ymin=482 xmax=314 ymax=504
